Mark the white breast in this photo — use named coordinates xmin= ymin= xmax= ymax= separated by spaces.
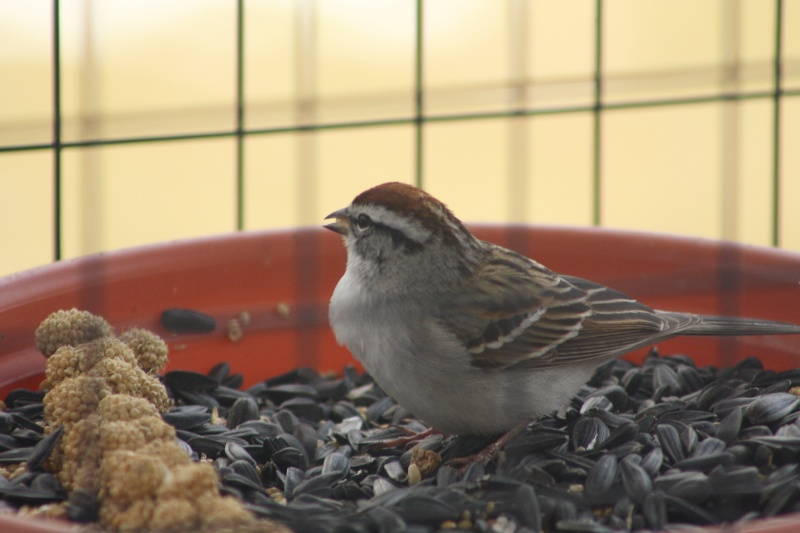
xmin=328 ymin=270 xmax=599 ymax=435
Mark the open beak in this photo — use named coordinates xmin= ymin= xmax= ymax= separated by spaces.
xmin=324 ymin=208 xmax=350 ymax=235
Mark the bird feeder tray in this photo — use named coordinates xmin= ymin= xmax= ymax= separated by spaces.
xmin=1 ymin=226 xmax=800 ymax=532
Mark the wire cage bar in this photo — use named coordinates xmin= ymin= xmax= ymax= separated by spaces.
xmin=0 ymin=0 xmax=797 ymax=265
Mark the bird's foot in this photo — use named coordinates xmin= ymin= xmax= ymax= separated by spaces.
xmin=363 ymin=427 xmax=435 ymax=451
xmin=447 ymin=420 xmax=529 ymax=472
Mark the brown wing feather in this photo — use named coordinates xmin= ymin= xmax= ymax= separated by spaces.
xmin=503 ymin=282 xmax=669 ymax=370
xmin=436 ymin=246 xmax=588 ymax=368
xmin=438 ymin=248 xmax=673 ymax=370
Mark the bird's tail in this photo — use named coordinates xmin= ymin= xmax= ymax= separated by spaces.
xmin=674 ymin=313 xmax=800 ymax=337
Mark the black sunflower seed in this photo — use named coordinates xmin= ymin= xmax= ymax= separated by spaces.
xmin=513 ymin=484 xmax=542 ymax=531
xmin=763 ymin=481 xmax=800 ymax=517
xmin=226 ymin=397 xmax=259 ymax=429
xmin=225 ymin=441 xmax=257 ymax=467
xmin=661 ymin=471 xmax=712 ymax=502
xmin=162 ymin=406 xmax=212 ymax=430
xmin=655 ymin=423 xmax=684 ymax=464
xmin=662 ymin=493 xmax=719 ymax=524
xmin=270 ymin=447 xmax=308 ymax=472
xmin=283 ymin=466 xmax=305 ymax=499
xmin=0 ymin=412 xmax=16 ymax=434
xmin=392 ymin=494 xmax=459 ymax=525
xmin=571 ymin=417 xmax=610 ymax=451
xmin=598 ymin=422 xmax=638 ymax=451
xmin=4 ymin=389 xmax=45 ymax=408
xmin=640 ymin=446 xmax=663 ymax=477
xmin=26 ymin=425 xmax=63 ymax=471
xmin=674 ymin=452 xmax=734 ymax=472
xmin=677 ymin=364 xmax=706 ymax=393
xmin=0 ymin=447 xmax=34 ymax=463
xmin=207 ymin=361 xmax=231 ymax=383
xmin=716 ymin=406 xmax=743 ymax=444
xmin=10 ymin=334 xmax=800 ymax=532
xmin=744 ymin=393 xmax=800 ymax=424
xmin=691 ymin=436 xmax=726 ymax=457
xmin=653 ymin=364 xmax=682 ymax=395
xmin=187 ymin=435 xmax=230 ymax=457
xmin=29 ymin=473 xmax=64 ymax=497
xmin=264 ymin=384 xmax=319 ymax=404
xmin=321 ymin=452 xmax=350 ymax=478
xmin=585 ymin=454 xmax=617 ymax=494
xmin=619 ymin=456 xmax=652 ymax=502
xmin=163 ymin=370 xmax=219 ymax=393
xmin=160 ymin=308 xmax=216 ymax=333
xmin=709 ymin=465 xmax=762 ymax=496
xmin=642 ymin=491 xmax=667 ymax=530
xmin=222 ymin=471 xmax=262 ymax=492
xmin=697 ymin=382 xmax=735 ymax=411
xmin=0 ymin=484 xmax=64 ymax=505
xmin=364 ymin=506 xmax=407 ymax=532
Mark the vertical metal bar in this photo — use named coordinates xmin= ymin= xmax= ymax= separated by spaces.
xmin=236 ymin=0 xmax=245 ymax=230
xmin=507 ymin=0 xmax=528 ymax=222
xmin=293 ymin=2 xmax=321 ymax=372
xmin=718 ymin=2 xmax=744 ymax=365
xmin=78 ymin=1 xmax=103 ymax=255
xmin=720 ymin=1 xmax=741 ymax=243
xmin=771 ymin=0 xmax=783 ymax=247
xmin=52 ymin=0 xmax=62 ymax=261
xmin=414 ymin=0 xmax=424 ymax=188
xmin=295 ymin=0 xmax=318 ymax=224
xmin=592 ymin=0 xmax=603 ymax=227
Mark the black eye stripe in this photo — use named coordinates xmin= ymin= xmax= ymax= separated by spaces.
xmin=353 ymin=215 xmax=424 ymax=254
xmin=385 ymin=226 xmax=424 ymax=253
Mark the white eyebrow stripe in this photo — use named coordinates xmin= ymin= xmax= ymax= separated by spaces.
xmin=356 ymin=205 xmax=430 ymax=243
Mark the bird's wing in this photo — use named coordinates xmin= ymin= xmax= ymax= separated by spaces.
xmin=438 ymin=246 xmax=671 ymax=370
xmin=517 ymin=275 xmax=681 ymax=368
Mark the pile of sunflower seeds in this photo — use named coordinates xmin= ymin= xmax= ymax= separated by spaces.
xmin=3 ymin=350 xmax=800 ymax=532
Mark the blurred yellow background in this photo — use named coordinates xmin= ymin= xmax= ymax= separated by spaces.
xmin=1 ymin=0 xmax=799 ymax=278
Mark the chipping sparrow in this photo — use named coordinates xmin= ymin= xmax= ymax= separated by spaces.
xmin=326 ymin=182 xmax=800 ymax=436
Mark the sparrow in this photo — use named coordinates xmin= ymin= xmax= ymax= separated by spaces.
xmin=325 ymin=182 xmax=800 ymax=439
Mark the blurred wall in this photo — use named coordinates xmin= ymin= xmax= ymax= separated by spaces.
xmin=1 ymin=0 xmax=799 ymax=277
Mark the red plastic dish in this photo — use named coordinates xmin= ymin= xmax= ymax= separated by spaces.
xmin=1 ymin=225 xmax=799 ymax=532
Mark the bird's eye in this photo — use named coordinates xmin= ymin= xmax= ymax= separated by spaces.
xmin=355 ymin=214 xmax=373 ymax=230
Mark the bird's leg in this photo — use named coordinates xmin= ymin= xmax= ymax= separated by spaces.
xmin=448 ymin=419 xmax=530 ymax=470
xmin=365 ymin=427 xmax=435 ymax=451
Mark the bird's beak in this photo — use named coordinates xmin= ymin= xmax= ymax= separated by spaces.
xmin=324 ymin=208 xmax=349 ymax=235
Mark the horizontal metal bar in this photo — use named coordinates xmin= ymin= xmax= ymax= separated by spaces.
xmin=1 ymin=88 xmax=798 ymax=154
